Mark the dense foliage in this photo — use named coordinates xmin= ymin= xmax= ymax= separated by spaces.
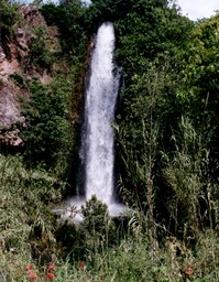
xmin=0 ymin=0 xmax=19 ymax=58
xmin=41 ymin=0 xmax=87 ymax=55
xmin=21 ymin=78 xmax=72 ymax=170
xmin=1 ymin=0 xmax=219 ymax=281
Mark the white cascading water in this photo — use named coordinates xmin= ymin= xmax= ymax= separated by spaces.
xmin=84 ymin=22 xmax=119 ymax=205
xmin=58 ymin=22 xmax=126 ymax=222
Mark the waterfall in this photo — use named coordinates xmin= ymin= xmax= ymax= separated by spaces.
xmin=83 ymin=22 xmax=119 ymax=206
xmin=57 ymin=22 xmax=126 ymax=223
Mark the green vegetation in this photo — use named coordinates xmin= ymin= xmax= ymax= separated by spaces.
xmin=1 ymin=154 xmax=219 ymax=281
xmin=0 ymin=154 xmax=62 ymax=280
xmin=0 ymin=0 xmax=19 ymax=41
xmin=41 ymin=0 xmax=87 ymax=55
xmin=1 ymin=0 xmax=219 ymax=281
xmin=29 ymin=27 xmax=56 ymax=70
xmin=21 ymin=77 xmax=72 ymax=170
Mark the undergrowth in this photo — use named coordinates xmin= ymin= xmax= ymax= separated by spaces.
xmin=0 ymin=154 xmax=63 ymax=281
xmin=0 ymin=154 xmax=219 ymax=282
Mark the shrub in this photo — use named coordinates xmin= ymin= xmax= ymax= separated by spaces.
xmin=0 ymin=0 xmax=19 ymax=43
xmin=81 ymin=196 xmax=116 ymax=251
xmin=30 ymin=27 xmax=55 ymax=70
xmin=21 ymin=78 xmax=73 ymax=171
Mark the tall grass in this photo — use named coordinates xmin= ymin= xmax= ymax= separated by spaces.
xmin=0 ymin=147 xmax=219 ymax=281
xmin=163 ymin=117 xmax=218 ymax=238
xmin=0 ymin=154 xmax=63 ymax=281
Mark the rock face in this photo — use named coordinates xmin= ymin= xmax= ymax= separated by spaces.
xmin=19 ymin=5 xmax=47 ymax=28
xmin=0 ymin=5 xmax=60 ymax=147
xmin=0 ymin=82 xmax=24 ymax=128
xmin=0 ymin=45 xmax=25 ymax=147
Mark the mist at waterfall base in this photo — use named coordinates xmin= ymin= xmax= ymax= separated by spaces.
xmin=61 ymin=22 xmax=128 ymax=223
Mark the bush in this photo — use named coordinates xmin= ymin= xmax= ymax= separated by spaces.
xmin=56 ymin=196 xmax=116 ymax=262
xmin=30 ymin=27 xmax=55 ymax=70
xmin=81 ymin=196 xmax=116 ymax=251
xmin=21 ymin=78 xmax=73 ymax=171
xmin=0 ymin=0 xmax=19 ymax=43
xmin=41 ymin=1 xmax=87 ymax=55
